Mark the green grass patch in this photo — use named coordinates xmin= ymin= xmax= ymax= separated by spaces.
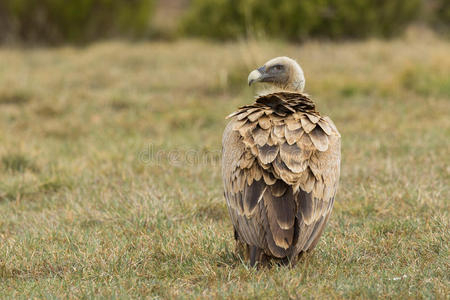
xmin=1 ymin=153 xmax=38 ymax=173
xmin=0 ymin=38 xmax=448 ymax=298
xmin=400 ymin=65 xmax=450 ymax=97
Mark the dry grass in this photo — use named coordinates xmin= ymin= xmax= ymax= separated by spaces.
xmin=0 ymin=30 xmax=449 ymax=298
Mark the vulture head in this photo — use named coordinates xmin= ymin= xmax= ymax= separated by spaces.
xmin=248 ymin=56 xmax=305 ymax=92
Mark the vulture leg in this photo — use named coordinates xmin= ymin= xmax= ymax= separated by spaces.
xmin=234 ymin=229 xmax=246 ymax=257
xmin=296 ymin=251 xmax=305 ymax=264
xmin=249 ymin=246 xmax=263 ymax=267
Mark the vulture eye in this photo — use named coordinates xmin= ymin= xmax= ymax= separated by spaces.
xmin=271 ymin=64 xmax=284 ymax=71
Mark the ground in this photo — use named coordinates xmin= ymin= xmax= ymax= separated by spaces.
xmin=0 ymin=30 xmax=449 ymax=298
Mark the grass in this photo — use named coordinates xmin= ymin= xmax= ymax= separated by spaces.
xmin=0 ymin=30 xmax=449 ymax=298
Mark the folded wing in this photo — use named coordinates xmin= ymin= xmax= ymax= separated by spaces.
xmin=222 ymin=92 xmax=341 ymax=262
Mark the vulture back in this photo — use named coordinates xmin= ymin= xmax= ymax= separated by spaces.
xmin=222 ymin=92 xmax=340 ymax=265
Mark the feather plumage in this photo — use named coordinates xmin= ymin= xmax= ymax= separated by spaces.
xmin=223 ymin=58 xmax=340 ymax=267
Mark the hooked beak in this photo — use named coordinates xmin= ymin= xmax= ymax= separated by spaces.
xmin=248 ymin=66 xmax=266 ymax=86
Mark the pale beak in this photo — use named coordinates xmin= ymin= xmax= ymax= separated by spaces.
xmin=248 ymin=66 xmax=266 ymax=86
xmin=248 ymin=69 xmax=262 ymax=86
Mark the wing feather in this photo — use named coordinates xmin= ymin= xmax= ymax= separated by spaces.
xmin=223 ymin=92 xmax=341 ymax=263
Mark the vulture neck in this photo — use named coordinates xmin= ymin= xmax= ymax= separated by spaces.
xmin=257 ymin=82 xmax=305 ymax=97
xmin=258 ymin=64 xmax=305 ymax=96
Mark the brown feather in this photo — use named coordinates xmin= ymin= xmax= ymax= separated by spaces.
xmin=295 ymin=221 xmax=315 ymax=252
xmin=262 ymin=171 xmax=277 ymax=185
xmin=303 ymin=169 xmax=316 ymax=194
xmin=243 ymin=179 xmax=266 ymax=217
xmin=298 ymin=190 xmax=314 ymax=225
xmin=306 ymin=213 xmax=331 ymax=251
xmin=238 ymin=121 xmax=258 ymax=137
xmin=299 ymin=132 xmax=313 ymax=148
xmin=258 ymin=144 xmax=279 ymax=164
xmin=270 ymin=184 xmax=295 ymax=229
xmin=285 ymin=118 xmax=302 ymax=130
xmin=285 ymin=127 xmax=304 ymax=145
xmin=300 ymin=115 xmax=316 ymax=133
xmin=273 ymin=155 xmax=298 ymax=184
xmin=236 ymin=108 xmax=258 ymax=120
xmin=323 ymin=116 xmax=340 ymax=137
xmin=232 ymin=119 xmax=247 ymax=130
xmin=248 ymin=110 xmax=265 ymax=122
xmin=266 ymin=134 xmax=276 ymax=146
xmin=222 ymin=90 xmax=341 ymax=265
xmin=318 ymin=119 xmax=332 ymax=135
xmin=309 ymin=127 xmax=329 ymax=152
xmin=306 ymin=113 xmax=320 ymax=124
xmin=280 ymin=142 xmax=307 ymax=173
xmin=273 ymin=125 xmax=285 ymax=138
xmin=258 ymin=116 xmax=271 ymax=129
xmin=252 ymin=126 xmax=270 ymax=147
xmin=263 ymin=189 xmax=294 ymax=248
xmin=271 ymin=180 xmax=287 ymax=197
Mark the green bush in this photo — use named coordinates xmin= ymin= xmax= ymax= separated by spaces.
xmin=181 ymin=0 xmax=423 ymax=41
xmin=311 ymin=0 xmax=422 ymax=38
xmin=179 ymin=0 xmax=243 ymax=40
xmin=180 ymin=0 xmax=319 ymax=40
xmin=0 ymin=0 xmax=154 ymax=44
xmin=433 ymin=0 xmax=450 ymax=33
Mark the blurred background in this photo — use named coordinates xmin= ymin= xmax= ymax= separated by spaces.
xmin=0 ymin=0 xmax=449 ymax=44
xmin=0 ymin=0 xmax=448 ymax=298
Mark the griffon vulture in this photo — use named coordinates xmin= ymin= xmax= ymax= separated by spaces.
xmin=222 ymin=57 xmax=340 ymax=266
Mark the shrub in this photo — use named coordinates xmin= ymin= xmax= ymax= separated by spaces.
xmin=241 ymin=0 xmax=322 ymax=40
xmin=0 ymin=0 xmax=154 ymax=44
xmin=180 ymin=0 xmax=244 ymax=40
xmin=180 ymin=0 xmax=319 ymax=40
xmin=432 ymin=0 xmax=450 ymax=33
xmin=181 ymin=0 xmax=423 ymax=41
xmin=311 ymin=0 xmax=422 ymax=38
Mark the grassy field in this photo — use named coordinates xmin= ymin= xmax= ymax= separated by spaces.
xmin=0 ymin=30 xmax=449 ymax=298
